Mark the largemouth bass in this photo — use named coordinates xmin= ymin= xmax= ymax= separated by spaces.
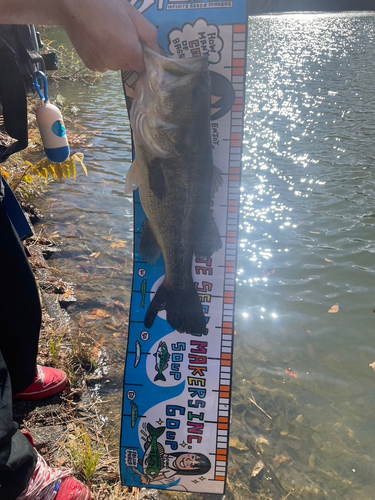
xmin=126 ymin=47 xmax=222 ymax=334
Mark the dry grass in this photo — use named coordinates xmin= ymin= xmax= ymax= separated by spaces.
xmin=32 ymin=304 xmax=150 ymax=499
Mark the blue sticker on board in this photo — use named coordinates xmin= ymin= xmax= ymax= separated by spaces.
xmin=51 ymin=120 xmax=66 ymax=137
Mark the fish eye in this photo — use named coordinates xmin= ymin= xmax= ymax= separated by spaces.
xmin=193 ymin=85 xmax=206 ymax=99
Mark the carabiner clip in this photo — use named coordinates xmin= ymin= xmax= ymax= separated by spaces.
xmin=34 ymin=71 xmax=49 ymax=103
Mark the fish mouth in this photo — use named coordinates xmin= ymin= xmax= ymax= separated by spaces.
xmin=143 ymin=45 xmax=209 ymax=76
xmin=143 ymin=45 xmax=209 ymax=97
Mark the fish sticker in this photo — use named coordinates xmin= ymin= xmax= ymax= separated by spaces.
xmin=131 ymin=423 xmax=212 ymax=487
xmin=125 ymin=47 xmax=222 ymax=334
xmin=130 ymin=401 xmax=139 ymax=428
xmin=153 ymin=341 xmax=170 ymax=382
xmin=140 ymin=278 xmax=147 ymax=308
xmin=143 ymin=423 xmax=166 ymax=479
xmin=134 ymin=340 xmax=142 ymax=368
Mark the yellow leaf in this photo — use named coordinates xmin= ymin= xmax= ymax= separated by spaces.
xmin=71 ymin=153 xmax=87 ymax=176
xmin=114 ymin=300 xmax=126 ymax=309
xmin=55 ymin=163 xmax=63 ymax=180
xmin=258 ymin=437 xmax=269 ymax=445
xmin=61 ymin=161 xmax=71 ymax=179
xmin=328 ymin=304 xmax=339 ymax=314
xmin=32 ymin=168 xmax=42 ymax=178
xmin=111 ymin=241 xmax=126 ymax=249
xmin=41 ymin=167 xmax=49 ymax=179
xmin=229 ymin=437 xmax=248 ymax=451
xmin=73 ymin=152 xmax=84 ymax=162
xmin=0 ymin=169 xmax=11 ymax=181
xmin=71 ymin=160 xmax=76 ymax=180
xmin=48 ymin=164 xmax=58 ymax=179
xmin=104 ymin=324 xmax=117 ymax=331
xmin=91 ymin=308 xmax=110 ymax=318
xmin=24 ymin=174 xmax=34 ymax=185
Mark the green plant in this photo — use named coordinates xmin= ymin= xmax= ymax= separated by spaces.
xmin=68 ymin=426 xmax=105 ymax=483
xmin=49 ymin=331 xmax=67 ymax=366
xmin=70 ymin=336 xmax=98 ymax=372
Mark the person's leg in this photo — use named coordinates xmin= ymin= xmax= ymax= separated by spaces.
xmin=0 ymin=203 xmax=41 ymax=394
xmin=0 ymin=349 xmax=91 ymax=500
xmin=0 ymin=203 xmax=91 ymax=499
xmin=0 ymin=350 xmax=37 ymax=500
xmin=0 ymin=202 xmax=68 ymax=400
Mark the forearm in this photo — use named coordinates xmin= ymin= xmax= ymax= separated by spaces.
xmin=0 ymin=0 xmax=158 ymax=72
xmin=0 ymin=0 xmax=66 ymax=26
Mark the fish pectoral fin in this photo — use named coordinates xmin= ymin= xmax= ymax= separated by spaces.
xmin=194 ymin=210 xmax=222 ymax=260
xmin=148 ymin=158 xmax=167 ymax=200
xmin=211 ymin=165 xmax=223 ymax=199
xmin=139 ymin=222 xmax=161 ymax=265
xmin=125 ymin=159 xmax=141 ymax=194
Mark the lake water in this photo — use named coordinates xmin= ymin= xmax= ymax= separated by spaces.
xmin=39 ymin=12 xmax=375 ymax=500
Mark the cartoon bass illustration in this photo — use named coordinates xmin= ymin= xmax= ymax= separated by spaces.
xmin=153 ymin=341 xmax=170 ymax=382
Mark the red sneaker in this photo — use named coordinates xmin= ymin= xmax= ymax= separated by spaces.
xmin=17 ymin=450 xmax=91 ymax=500
xmin=14 ymin=365 xmax=68 ymax=400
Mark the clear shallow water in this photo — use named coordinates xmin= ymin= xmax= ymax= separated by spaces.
xmin=39 ymin=13 xmax=375 ymax=499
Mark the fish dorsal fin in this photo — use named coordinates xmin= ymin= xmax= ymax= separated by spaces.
xmin=211 ymin=164 xmax=223 ymax=199
xmin=125 ymin=159 xmax=141 ymax=194
xmin=139 ymin=222 xmax=161 ymax=265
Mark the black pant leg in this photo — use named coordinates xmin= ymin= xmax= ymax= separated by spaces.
xmin=0 ymin=350 xmax=37 ymax=500
xmin=0 ymin=203 xmax=41 ymax=394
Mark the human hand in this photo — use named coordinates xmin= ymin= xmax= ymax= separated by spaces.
xmin=140 ymin=475 xmax=150 ymax=485
xmin=60 ymin=0 xmax=158 ymax=73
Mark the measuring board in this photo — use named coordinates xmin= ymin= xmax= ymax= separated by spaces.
xmin=120 ymin=0 xmax=248 ymax=493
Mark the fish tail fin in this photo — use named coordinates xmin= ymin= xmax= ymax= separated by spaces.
xmin=147 ymin=423 xmax=166 ymax=439
xmin=154 ymin=372 xmax=166 ymax=382
xmin=145 ymin=283 xmax=206 ymax=334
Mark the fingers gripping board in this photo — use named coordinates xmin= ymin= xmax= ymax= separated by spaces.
xmin=121 ymin=0 xmax=248 ymax=493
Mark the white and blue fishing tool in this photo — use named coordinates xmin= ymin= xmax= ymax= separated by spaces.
xmin=34 ymin=71 xmax=70 ymax=163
